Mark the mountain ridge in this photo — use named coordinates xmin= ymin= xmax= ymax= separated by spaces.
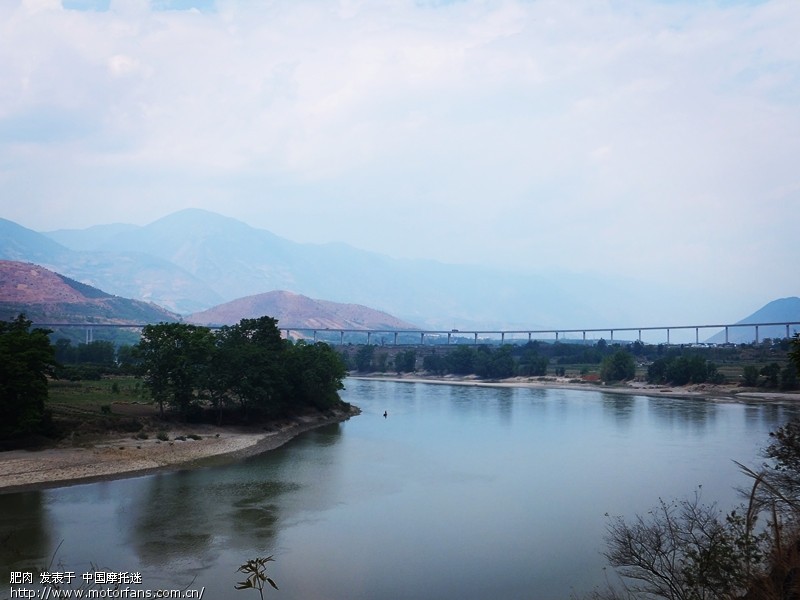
xmin=0 ymin=260 xmax=180 ymax=324
xmin=187 ymin=290 xmax=420 ymax=330
xmin=706 ymin=297 xmax=800 ymax=344
xmin=2 ymin=209 xmax=787 ymax=330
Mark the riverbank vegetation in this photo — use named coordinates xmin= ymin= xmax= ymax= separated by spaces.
xmin=0 ymin=315 xmax=349 ymax=448
xmin=582 ymin=340 xmax=800 ymax=599
xmin=344 ymin=336 xmax=800 ymax=389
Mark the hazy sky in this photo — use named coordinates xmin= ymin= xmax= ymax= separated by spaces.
xmin=1 ymin=0 xmax=798 ymax=323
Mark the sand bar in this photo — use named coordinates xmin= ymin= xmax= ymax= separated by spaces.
xmin=0 ymin=407 xmax=358 ymax=494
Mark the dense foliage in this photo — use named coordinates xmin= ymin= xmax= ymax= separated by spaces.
xmin=135 ymin=318 xmax=348 ymax=421
xmin=600 ymin=350 xmax=636 ymax=382
xmin=347 ymin=336 xmax=798 ymax=387
xmin=0 ymin=315 xmax=56 ymax=439
xmin=646 ymin=355 xmax=724 ymax=386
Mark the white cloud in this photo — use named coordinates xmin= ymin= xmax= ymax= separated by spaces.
xmin=0 ymin=0 xmax=798 ymax=322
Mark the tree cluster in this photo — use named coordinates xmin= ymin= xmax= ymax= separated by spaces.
xmin=135 ymin=318 xmax=348 ymax=422
xmin=646 ymin=355 xmax=725 ymax=386
xmin=0 ymin=315 xmax=56 ymax=441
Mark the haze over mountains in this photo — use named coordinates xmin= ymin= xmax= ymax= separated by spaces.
xmin=1 ymin=208 xmax=797 ymax=333
xmin=706 ymin=297 xmax=800 ymax=344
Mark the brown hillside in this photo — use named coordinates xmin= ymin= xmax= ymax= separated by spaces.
xmin=0 ymin=260 xmax=179 ymax=324
xmin=187 ymin=290 xmax=419 ymax=330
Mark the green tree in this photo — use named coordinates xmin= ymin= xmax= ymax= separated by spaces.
xmin=213 ymin=317 xmax=288 ymax=418
xmin=78 ymin=340 xmax=116 ymax=366
xmin=394 ymin=349 xmax=416 ymax=374
xmin=789 ymin=333 xmax=800 ymax=374
xmin=354 ymin=345 xmax=374 ymax=372
xmin=600 ymin=350 xmax=635 ymax=383
xmin=760 ymin=362 xmax=781 ymax=388
xmin=483 ymin=345 xmax=515 ymax=379
xmin=519 ymin=348 xmax=548 ymax=376
xmin=446 ymin=345 xmax=475 ymax=375
xmin=742 ymin=365 xmax=760 ymax=387
xmin=0 ymin=315 xmax=56 ymax=439
xmin=374 ymin=352 xmax=388 ymax=372
xmin=780 ymin=363 xmax=798 ymax=391
xmin=136 ymin=322 xmax=216 ymax=418
xmin=423 ymin=352 xmax=447 ymax=376
xmin=285 ymin=341 xmax=347 ymax=410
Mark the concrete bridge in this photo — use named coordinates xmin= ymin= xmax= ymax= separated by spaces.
xmin=32 ymin=320 xmax=800 ymax=346
xmin=280 ymin=321 xmax=800 ymax=346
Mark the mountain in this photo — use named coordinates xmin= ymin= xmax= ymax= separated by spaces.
xmin=1 ymin=218 xmax=222 ymax=314
xmin=35 ymin=208 xmax=674 ymax=329
xmin=705 ymin=297 xmax=800 ymax=344
xmin=187 ymin=290 xmax=420 ymax=330
xmin=0 ymin=260 xmax=180 ymax=324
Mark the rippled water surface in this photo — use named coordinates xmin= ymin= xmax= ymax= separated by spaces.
xmin=2 ymin=379 xmax=797 ymax=599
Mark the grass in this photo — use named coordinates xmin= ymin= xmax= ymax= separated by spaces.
xmin=48 ymin=376 xmax=146 ymax=412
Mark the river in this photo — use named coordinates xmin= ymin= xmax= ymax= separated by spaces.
xmin=1 ymin=379 xmax=797 ymax=599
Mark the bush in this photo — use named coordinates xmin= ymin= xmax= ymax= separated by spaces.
xmin=600 ymin=350 xmax=635 ymax=383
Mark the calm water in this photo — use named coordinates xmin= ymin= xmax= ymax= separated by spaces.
xmin=1 ymin=379 xmax=797 ymax=599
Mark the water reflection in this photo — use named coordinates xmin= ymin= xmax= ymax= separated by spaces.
xmin=0 ymin=491 xmax=50 ymax=573
xmin=648 ymin=395 xmax=719 ymax=434
xmin=601 ymin=393 xmax=636 ymax=426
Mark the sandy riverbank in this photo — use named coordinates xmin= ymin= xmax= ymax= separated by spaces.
xmin=351 ymin=373 xmax=800 ymax=403
xmin=0 ymin=406 xmax=359 ymax=494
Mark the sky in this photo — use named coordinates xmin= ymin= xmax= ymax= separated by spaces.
xmin=0 ymin=0 xmax=798 ymax=324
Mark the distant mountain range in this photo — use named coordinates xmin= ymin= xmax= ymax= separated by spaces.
xmin=0 ymin=260 xmax=179 ymax=324
xmin=0 ymin=208 xmax=791 ymax=331
xmin=0 ymin=260 xmax=419 ymax=331
xmin=705 ymin=297 xmax=800 ymax=344
xmin=0 ymin=208 xmax=666 ymax=328
xmin=1 ymin=256 xmax=797 ymax=342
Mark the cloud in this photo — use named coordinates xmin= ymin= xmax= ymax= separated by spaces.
xmin=1 ymin=0 xmax=798 ymax=322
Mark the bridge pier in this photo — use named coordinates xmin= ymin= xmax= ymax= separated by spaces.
xmin=474 ymin=333 xmax=478 ymax=345
xmin=341 ymin=331 xmax=345 ymax=345
xmin=667 ymin=329 xmax=671 ymax=344
xmin=394 ymin=332 xmax=398 ymax=345
xmin=725 ymin=327 xmax=729 ymax=344
xmin=367 ymin=332 xmax=372 ymax=345
xmin=695 ymin=327 xmax=699 ymax=344
xmin=755 ymin=325 xmax=759 ymax=344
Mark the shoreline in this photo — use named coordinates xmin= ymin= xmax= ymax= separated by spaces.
xmin=3 ymin=375 xmax=797 ymax=495
xmin=349 ymin=373 xmax=800 ymax=403
xmin=0 ymin=405 xmax=359 ymax=495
